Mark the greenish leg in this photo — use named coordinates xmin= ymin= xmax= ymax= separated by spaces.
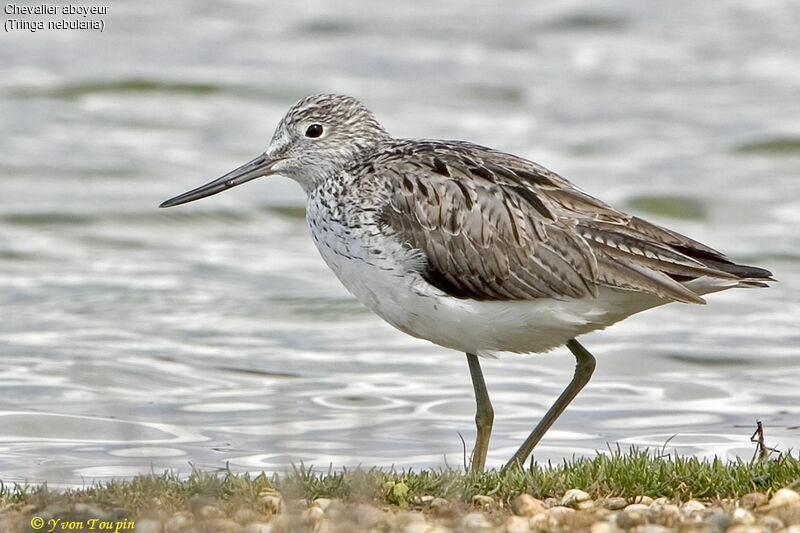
xmin=502 ymin=338 xmax=597 ymax=472
xmin=466 ymin=352 xmax=494 ymax=473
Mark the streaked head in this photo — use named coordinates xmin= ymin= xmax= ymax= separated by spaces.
xmin=160 ymin=94 xmax=390 ymax=207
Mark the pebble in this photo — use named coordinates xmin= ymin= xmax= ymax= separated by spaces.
xmin=462 ymin=511 xmax=492 ymax=530
xmin=394 ymin=511 xmax=427 ymax=525
xmin=505 ymin=515 xmax=530 ymax=533
xmin=304 ymin=505 xmax=324 ymax=525
xmin=472 ymin=494 xmax=495 ymax=509
xmin=599 ymin=497 xmax=628 ymax=510
xmin=203 ymin=518 xmax=240 ymax=532
xmin=768 ymin=488 xmax=800 ymax=507
xmin=511 ymin=494 xmax=545 ymax=517
xmin=430 ymin=497 xmax=450 ymax=511
xmin=647 ymin=503 xmax=681 ymax=526
xmin=731 ymin=507 xmax=755 ymax=525
xmin=589 ymin=521 xmax=613 ymax=533
xmin=16 ymin=483 xmax=800 ymax=533
xmin=313 ymin=497 xmax=332 ymax=511
xmin=681 ymin=499 xmax=706 ymax=514
xmin=562 ymin=488 xmax=593 ymax=510
xmin=243 ymin=523 xmax=273 ymax=533
xmin=615 ymin=508 xmax=646 ymax=529
xmin=259 ymin=489 xmax=284 ymax=514
xmin=72 ymin=503 xmax=110 ymax=520
xmin=540 ymin=506 xmax=576 ymax=530
xmin=741 ymin=492 xmax=769 ymax=509
xmin=354 ymin=503 xmax=384 ymax=528
xmin=757 ymin=515 xmax=784 ymax=530
xmin=403 ymin=523 xmax=443 ymax=533
xmin=197 ymin=505 xmax=224 ymax=520
xmin=725 ymin=526 xmax=766 ymax=533
xmin=638 ymin=526 xmax=672 ymax=533
xmin=134 ymin=519 xmax=162 ymax=533
xmin=706 ymin=511 xmax=732 ymax=531
xmin=163 ymin=511 xmax=193 ymax=532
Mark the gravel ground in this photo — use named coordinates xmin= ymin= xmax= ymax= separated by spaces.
xmin=2 ymin=486 xmax=800 ymax=532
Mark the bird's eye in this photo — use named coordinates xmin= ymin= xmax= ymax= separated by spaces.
xmin=305 ymin=124 xmax=324 ymax=138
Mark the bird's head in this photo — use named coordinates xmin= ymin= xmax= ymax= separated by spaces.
xmin=160 ymin=94 xmax=390 ymax=208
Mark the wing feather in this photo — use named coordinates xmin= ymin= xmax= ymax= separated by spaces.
xmin=374 ymin=140 xmax=772 ymax=302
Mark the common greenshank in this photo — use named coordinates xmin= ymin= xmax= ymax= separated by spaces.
xmin=161 ymin=94 xmax=773 ymax=472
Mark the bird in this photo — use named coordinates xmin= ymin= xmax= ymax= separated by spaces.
xmin=160 ymin=94 xmax=773 ymax=472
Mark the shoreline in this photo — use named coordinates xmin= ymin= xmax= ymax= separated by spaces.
xmin=1 ymin=451 xmax=799 ymax=532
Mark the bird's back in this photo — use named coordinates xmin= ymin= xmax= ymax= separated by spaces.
xmin=365 ymin=139 xmax=772 ymax=304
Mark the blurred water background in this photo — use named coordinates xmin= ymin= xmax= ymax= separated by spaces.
xmin=1 ymin=1 xmax=799 ymax=486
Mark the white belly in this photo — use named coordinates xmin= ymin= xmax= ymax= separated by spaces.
xmin=308 ymin=219 xmax=679 ymax=356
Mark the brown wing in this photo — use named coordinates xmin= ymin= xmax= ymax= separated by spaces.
xmin=375 ymin=140 xmax=772 ymax=304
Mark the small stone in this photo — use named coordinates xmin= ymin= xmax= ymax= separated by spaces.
xmin=422 ymin=527 xmax=454 ymax=533
xmin=599 ymin=497 xmax=628 ymax=510
xmin=732 ymin=508 xmax=755 ymax=525
xmin=590 ymin=522 xmax=614 ymax=533
xmin=354 ymin=503 xmax=384 ymax=528
xmin=243 ymin=523 xmax=273 ymax=533
xmin=419 ymin=495 xmax=435 ymax=505
xmin=561 ymin=488 xmax=592 ymax=510
xmin=681 ymin=499 xmax=706 ymax=514
xmin=472 ymin=494 xmax=495 ymax=509
xmin=725 ymin=526 xmax=767 ymax=533
xmin=624 ymin=503 xmax=649 ymax=512
xmin=462 ymin=511 xmax=492 ymax=530
xmin=207 ymin=519 xmax=240 ymax=533
xmin=258 ymin=490 xmax=284 ymax=515
xmin=73 ymin=503 xmax=110 ymax=520
xmin=312 ymin=497 xmax=332 ymax=511
xmin=741 ymin=493 xmax=769 ymax=509
xmin=430 ymin=497 xmax=449 ymax=510
xmin=391 ymin=512 xmax=431 ymax=533
xmin=303 ymin=506 xmax=324 ymax=525
xmin=133 ymin=519 xmax=162 ymax=533
xmin=403 ymin=523 xmax=441 ymax=533
xmin=512 ymin=494 xmax=545 ymax=517
xmin=543 ymin=497 xmax=560 ymax=508
xmin=706 ymin=512 xmax=732 ymax=531
xmin=529 ymin=513 xmax=547 ymax=531
xmin=393 ymin=511 xmax=426 ymax=525
xmin=233 ymin=509 xmax=261 ymax=524
xmin=197 ymin=505 xmax=224 ymax=520
xmin=543 ymin=506 xmax=575 ymax=529
xmin=164 ymin=512 xmax=193 ymax=533
xmin=615 ymin=508 xmax=646 ymax=529
xmin=505 ymin=515 xmax=529 ymax=533
xmin=757 ymin=515 xmax=784 ymax=530
xmin=647 ymin=503 xmax=681 ymax=527
xmin=637 ymin=526 xmax=671 ymax=533
xmin=271 ymin=515 xmax=291 ymax=531
xmin=768 ymin=488 xmax=800 ymax=507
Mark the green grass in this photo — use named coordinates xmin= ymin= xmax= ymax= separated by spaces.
xmin=2 ymin=449 xmax=798 ymax=516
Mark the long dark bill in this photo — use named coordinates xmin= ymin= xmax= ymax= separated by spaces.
xmin=159 ymin=153 xmax=280 ymax=208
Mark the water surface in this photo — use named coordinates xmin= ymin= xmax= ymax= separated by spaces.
xmin=2 ymin=0 xmax=799 ymax=486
